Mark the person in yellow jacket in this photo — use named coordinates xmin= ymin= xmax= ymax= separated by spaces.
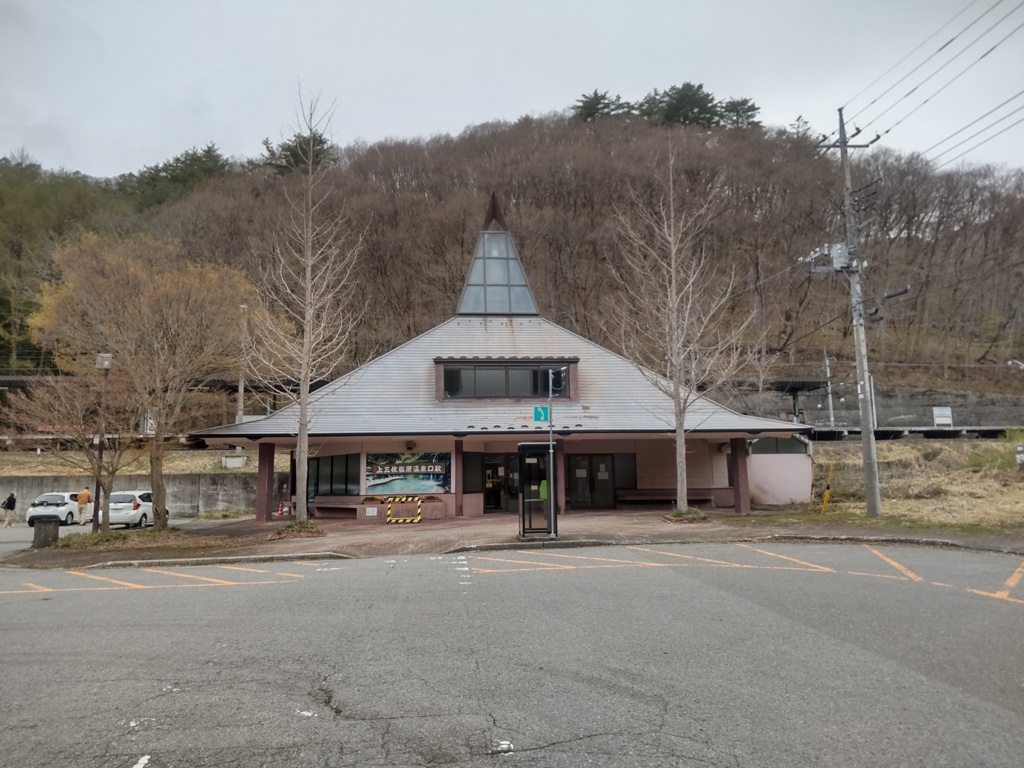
xmin=76 ymin=487 xmax=93 ymax=525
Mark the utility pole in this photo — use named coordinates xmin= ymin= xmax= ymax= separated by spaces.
xmin=837 ymin=108 xmax=882 ymax=518
xmin=808 ymin=108 xmax=883 ymax=517
xmin=823 ymin=349 xmax=835 ymax=428
xmin=92 ymin=354 xmax=113 ymax=532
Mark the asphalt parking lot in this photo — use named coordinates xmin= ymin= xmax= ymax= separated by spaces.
xmin=2 ymin=542 xmax=1021 ymax=767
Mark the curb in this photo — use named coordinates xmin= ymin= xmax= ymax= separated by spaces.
xmin=13 ymin=532 xmax=1024 ymax=570
xmin=446 ymin=538 xmax=610 ymax=554
xmin=447 ymin=533 xmax=1024 ymax=558
xmin=84 ymin=551 xmax=352 ymax=570
xmin=747 ymin=533 xmax=1024 ymax=557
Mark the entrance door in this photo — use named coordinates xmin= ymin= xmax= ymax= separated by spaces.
xmin=484 ymin=455 xmax=518 ymax=513
xmin=569 ymin=454 xmax=615 ymax=509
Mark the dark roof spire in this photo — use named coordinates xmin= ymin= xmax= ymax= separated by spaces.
xmin=456 ymin=194 xmax=539 ymax=316
xmin=482 ymin=191 xmax=508 ymax=231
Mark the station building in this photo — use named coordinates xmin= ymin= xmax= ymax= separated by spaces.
xmin=195 ymin=197 xmax=810 ymax=523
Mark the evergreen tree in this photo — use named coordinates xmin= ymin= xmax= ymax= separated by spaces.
xmin=719 ymin=97 xmax=762 ymax=129
xmin=261 ymin=130 xmax=336 ymax=174
xmin=659 ymin=82 xmax=721 ymax=128
xmin=571 ymin=90 xmax=629 ymax=122
xmin=116 ymin=143 xmax=229 ymax=210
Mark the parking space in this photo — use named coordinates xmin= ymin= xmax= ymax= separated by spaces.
xmin=0 ymin=559 xmax=323 ymax=595
xmin=468 ymin=543 xmax=1024 ymax=607
xmin=3 ymin=543 xmax=1022 ymax=610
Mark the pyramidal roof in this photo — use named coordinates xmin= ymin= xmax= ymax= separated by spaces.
xmin=456 ymin=193 xmax=539 ymax=316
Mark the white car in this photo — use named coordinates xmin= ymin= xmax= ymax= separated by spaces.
xmin=104 ymin=491 xmax=155 ymax=528
xmin=26 ymin=492 xmax=95 ymax=527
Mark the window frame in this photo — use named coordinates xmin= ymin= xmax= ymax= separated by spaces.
xmin=436 ymin=360 xmax=576 ymax=401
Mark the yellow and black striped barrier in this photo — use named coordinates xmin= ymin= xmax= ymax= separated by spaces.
xmin=386 ymin=495 xmax=423 ymax=524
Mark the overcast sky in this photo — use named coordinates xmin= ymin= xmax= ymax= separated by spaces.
xmin=3 ymin=0 xmax=1023 ymax=178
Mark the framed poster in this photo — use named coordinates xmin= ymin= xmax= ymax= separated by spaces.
xmin=365 ymin=452 xmax=452 ymax=495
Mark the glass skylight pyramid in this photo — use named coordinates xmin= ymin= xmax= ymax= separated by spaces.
xmin=456 ymin=194 xmax=539 ymax=316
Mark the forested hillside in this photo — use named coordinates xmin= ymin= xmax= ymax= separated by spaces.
xmin=2 ymin=112 xmax=1022 ymax=406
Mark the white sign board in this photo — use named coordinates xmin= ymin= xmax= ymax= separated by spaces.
xmin=932 ymin=407 xmax=953 ymax=427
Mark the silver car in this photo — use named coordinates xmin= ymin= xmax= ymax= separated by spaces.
xmin=104 ymin=490 xmax=155 ymax=528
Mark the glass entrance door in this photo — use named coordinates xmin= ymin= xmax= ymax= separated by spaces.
xmin=569 ymin=454 xmax=615 ymax=509
xmin=484 ymin=454 xmax=518 ymax=513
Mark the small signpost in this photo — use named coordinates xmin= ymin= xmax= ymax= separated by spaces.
xmin=534 ymin=406 xmax=549 ymax=422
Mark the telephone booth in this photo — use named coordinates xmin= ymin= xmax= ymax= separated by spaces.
xmin=518 ymin=442 xmax=557 ymax=539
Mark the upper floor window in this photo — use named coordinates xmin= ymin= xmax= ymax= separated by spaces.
xmin=442 ymin=364 xmax=571 ymax=400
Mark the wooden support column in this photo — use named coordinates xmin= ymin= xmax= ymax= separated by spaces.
xmin=729 ymin=437 xmax=751 ymax=515
xmin=256 ymin=442 xmax=276 ymax=521
xmin=555 ymin=439 xmax=566 ymax=515
xmin=454 ymin=438 xmax=464 ymax=516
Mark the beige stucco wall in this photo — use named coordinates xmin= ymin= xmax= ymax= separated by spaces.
xmin=634 ymin=438 xmax=729 ymax=489
xmin=748 ymin=454 xmax=813 ymax=505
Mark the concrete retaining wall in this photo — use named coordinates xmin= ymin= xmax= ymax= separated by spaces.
xmin=0 ymin=473 xmax=289 ymax=521
xmin=734 ymin=387 xmax=1024 ymax=429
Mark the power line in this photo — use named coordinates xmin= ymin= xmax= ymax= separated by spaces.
xmin=784 ymin=245 xmax=1023 ymax=350
xmin=936 ymin=112 xmax=1024 ymax=166
xmin=847 ymin=0 xmax=1008 ymax=122
xmin=860 ymin=1 xmax=1024 ymax=134
xmin=923 ymin=87 xmax=1024 ymax=155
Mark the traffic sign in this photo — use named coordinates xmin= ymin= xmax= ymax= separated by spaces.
xmin=534 ymin=406 xmax=549 ymax=422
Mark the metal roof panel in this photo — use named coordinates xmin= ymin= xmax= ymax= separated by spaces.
xmin=196 ymin=317 xmax=803 ymax=439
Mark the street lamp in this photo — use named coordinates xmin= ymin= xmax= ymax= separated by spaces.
xmin=547 ymin=366 xmax=568 ymax=540
xmin=92 ymin=354 xmax=112 ymax=533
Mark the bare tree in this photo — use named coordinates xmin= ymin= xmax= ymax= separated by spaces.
xmin=29 ymin=232 xmax=255 ymax=528
xmin=2 ymin=373 xmax=146 ymax=532
xmin=244 ymin=95 xmax=368 ymax=521
xmin=607 ymin=145 xmax=760 ymax=511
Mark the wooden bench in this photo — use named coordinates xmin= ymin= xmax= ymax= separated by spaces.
xmin=311 ymin=497 xmax=359 ymax=519
xmin=615 ymin=488 xmax=715 ymax=507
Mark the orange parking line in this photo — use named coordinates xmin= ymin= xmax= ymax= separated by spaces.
xmin=517 ymin=551 xmax=668 ymax=567
xmin=864 ymin=546 xmax=924 ymax=582
xmin=473 ymin=566 xmax=579 ymax=573
xmin=141 ymin=568 xmax=238 ymax=585
xmin=629 ymin=546 xmax=751 ymax=568
xmin=473 ymin=556 xmax=574 ymax=570
xmin=970 ymin=560 xmax=1024 ymax=599
xmin=969 ymin=588 xmax=1024 ymax=605
xmin=847 ymin=571 xmax=907 ymax=581
xmin=471 ymin=557 xmax=577 ymax=573
xmin=218 ymin=566 xmax=270 ymax=574
xmin=274 ymin=572 xmax=304 ymax=578
xmin=23 ymin=583 xmax=54 ymax=592
xmin=734 ymin=543 xmax=834 ymax=572
xmin=1000 ymin=561 xmax=1024 ymax=595
xmin=66 ymin=571 xmax=151 ymax=588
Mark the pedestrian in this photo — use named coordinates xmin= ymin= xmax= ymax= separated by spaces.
xmin=76 ymin=486 xmax=93 ymax=525
xmin=2 ymin=491 xmax=16 ymax=528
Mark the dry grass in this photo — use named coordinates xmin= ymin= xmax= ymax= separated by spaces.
xmin=0 ymin=448 xmax=291 ymax=476
xmin=266 ymin=520 xmax=325 ymax=540
xmin=53 ymin=528 xmax=235 ymax=550
xmin=812 ymin=437 xmax=1024 ymax=528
